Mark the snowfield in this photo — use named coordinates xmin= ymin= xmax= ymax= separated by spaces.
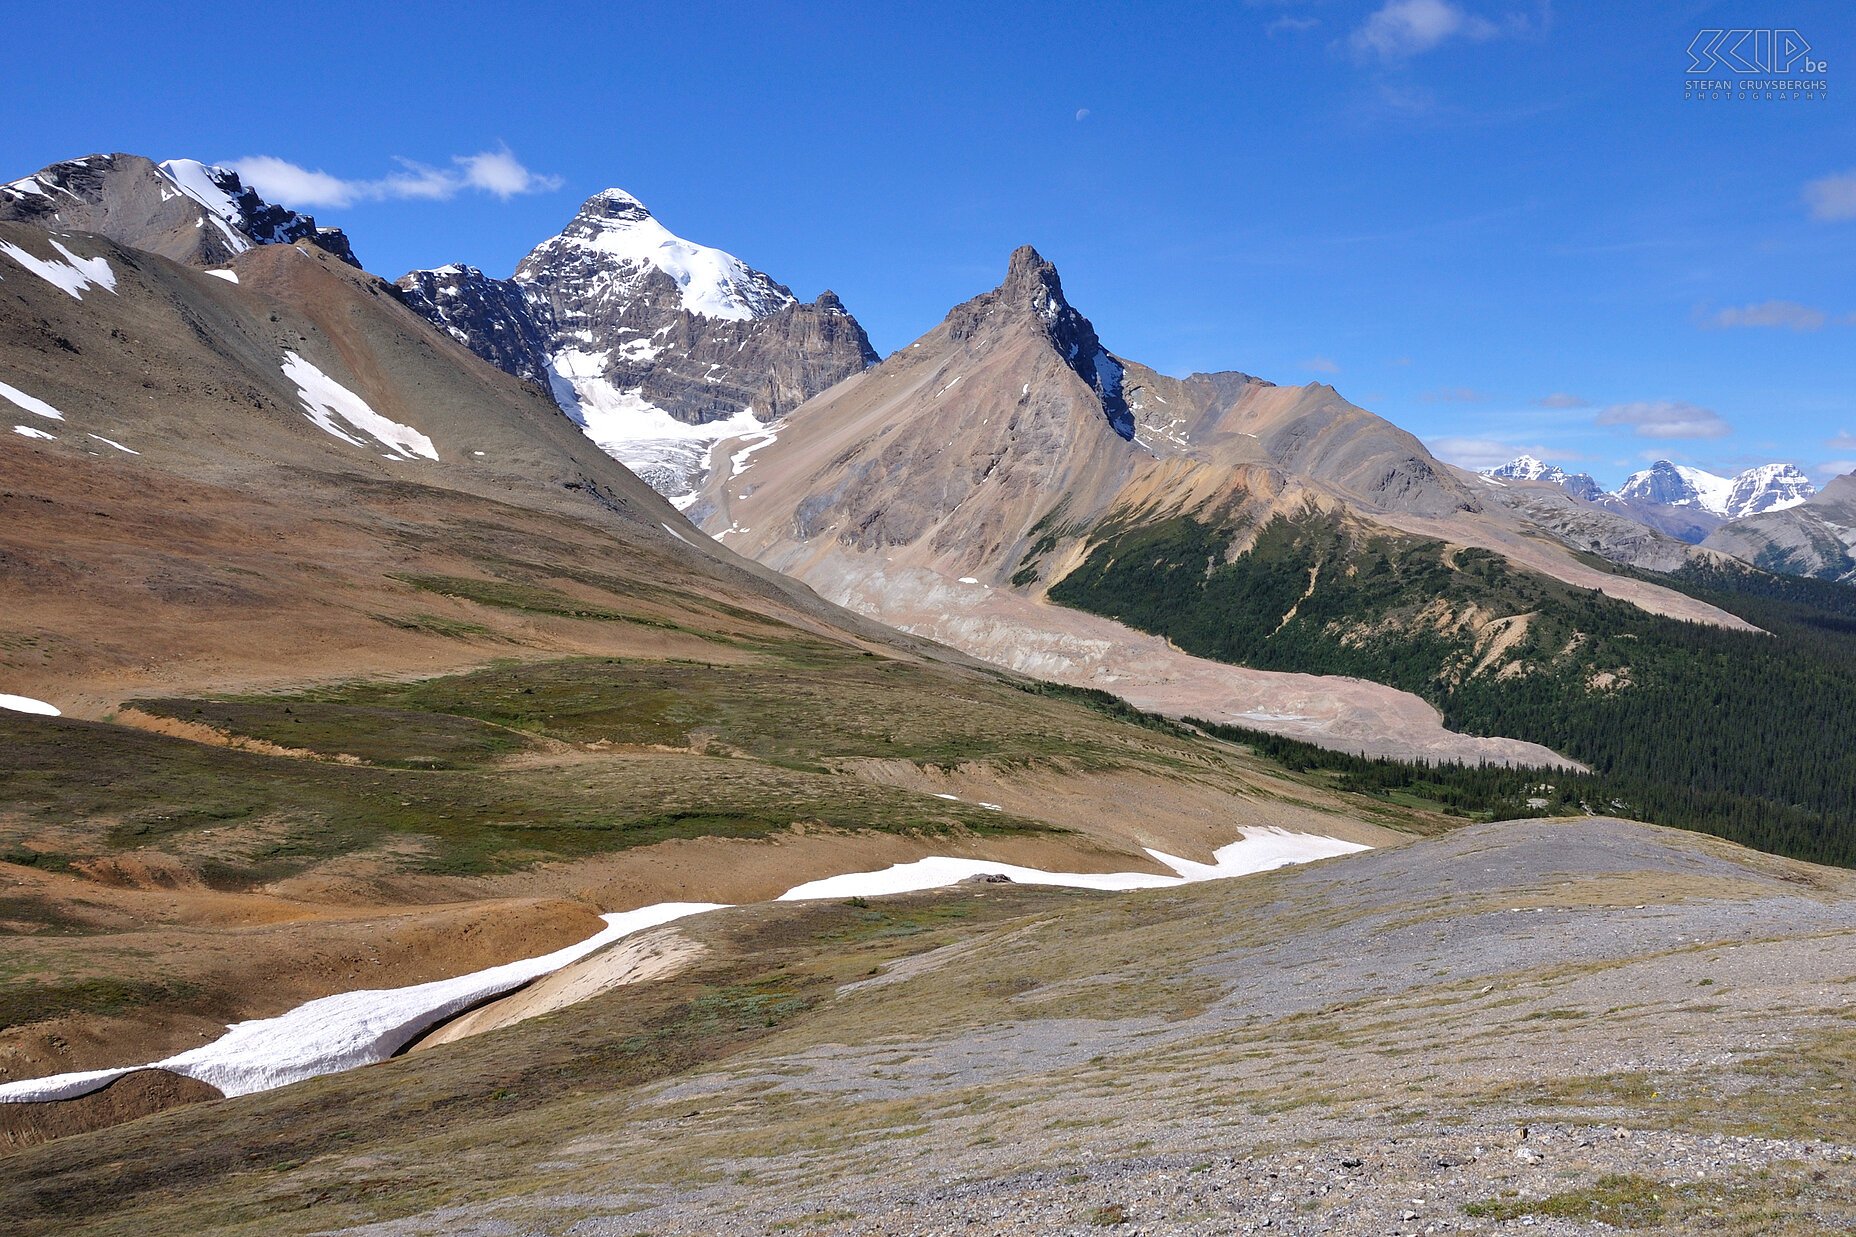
xmin=0 ymin=829 xmax=1367 ymax=1105
xmin=0 ymin=693 xmax=60 ymax=716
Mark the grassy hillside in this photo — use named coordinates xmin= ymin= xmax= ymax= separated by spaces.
xmin=1049 ymin=507 xmax=1856 ymax=865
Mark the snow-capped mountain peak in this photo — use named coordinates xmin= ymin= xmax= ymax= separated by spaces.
xmin=1613 ymin=459 xmax=1816 ymax=521
xmin=1725 ymin=462 xmax=1814 ymax=516
xmin=1483 ymin=453 xmax=1553 ymax=481
xmin=399 ymin=188 xmax=876 ymax=501
xmin=518 ymin=188 xmax=793 ymax=322
xmin=1479 ymin=455 xmax=1602 ymax=501
xmin=1617 ymin=460 xmax=1734 ymax=514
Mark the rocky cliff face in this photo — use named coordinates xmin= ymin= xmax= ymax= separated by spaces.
xmin=394 ymin=265 xmax=555 ymax=389
xmin=397 ymin=189 xmax=876 ymax=499
xmin=0 ymin=153 xmax=358 ymax=269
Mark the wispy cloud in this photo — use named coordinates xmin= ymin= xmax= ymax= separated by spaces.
xmin=1596 ymin=400 xmax=1731 ymax=440
xmin=1348 ymin=0 xmax=1543 ymax=62
xmin=1304 ymin=355 xmax=1341 ymax=373
xmin=1421 ymin=386 xmax=1488 ymax=403
xmin=1804 ymin=170 xmax=1856 ymax=222
xmin=1828 ymin=431 xmax=1856 ymax=451
xmin=1699 ymin=300 xmax=1830 ymax=331
xmin=1428 ymin=435 xmax=1547 ymax=470
xmin=1535 ymin=392 xmax=1588 ymax=409
xmin=227 ymin=146 xmax=563 ymax=209
xmin=1268 ymin=14 xmax=1320 ymax=34
xmin=1814 ymin=459 xmax=1856 ymax=480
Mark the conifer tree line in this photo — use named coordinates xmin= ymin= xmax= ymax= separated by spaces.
xmin=1047 ymin=512 xmax=1856 ymax=867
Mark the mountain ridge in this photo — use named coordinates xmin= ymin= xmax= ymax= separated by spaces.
xmin=0 ymin=152 xmax=358 ymax=269
xmin=1480 ymin=452 xmax=1816 ymax=538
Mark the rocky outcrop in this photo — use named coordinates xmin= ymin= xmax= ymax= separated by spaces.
xmin=945 ymin=245 xmax=1132 ymax=439
xmin=394 ymin=265 xmax=554 ymax=388
xmin=0 ymin=153 xmax=357 ymax=268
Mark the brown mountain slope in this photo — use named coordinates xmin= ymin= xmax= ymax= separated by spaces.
xmin=0 ymin=218 xmax=916 ymax=710
xmin=2 ymin=217 xmax=1430 ymax=1125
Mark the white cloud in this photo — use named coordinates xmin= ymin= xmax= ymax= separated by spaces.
xmin=1804 ymin=170 xmax=1856 ymax=222
xmin=1075 ymin=108 xmax=1092 ymax=121
xmin=1421 ymin=386 xmax=1487 ymax=403
xmin=1304 ymin=355 xmax=1340 ymax=373
xmin=1814 ymin=459 xmax=1856 ymax=479
xmin=1348 ymin=0 xmax=1535 ymax=61
xmin=227 ymin=146 xmax=562 ymax=209
xmin=456 ymin=148 xmax=561 ymax=198
xmin=1700 ymin=300 xmax=1829 ymax=331
xmin=1827 ymin=431 xmax=1856 ymax=451
xmin=1596 ymin=400 xmax=1731 ymax=440
xmin=1267 ymin=14 xmax=1320 ymax=34
xmin=223 ymin=157 xmax=359 ymax=207
xmin=1535 ymin=392 xmax=1588 ymax=409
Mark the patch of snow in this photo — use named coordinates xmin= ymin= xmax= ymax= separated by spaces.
xmin=282 ymin=351 xmax=438 ymax=461
xmin=0 ymin=239 xmax=117 ymax=299
xmin=779 ymin=828 xmax=1369 ymax=901
xmin=158 ymin=159 xmax=254 ymax=254
xmin=958 ymin=577 xmax=981 ymax=585
xmin=0 ymin=694 xmax=59 ymax=716
xmin=12 ymin=425 xmax=55 ymax=441
xmin=88 ymin=433 xmax=139 ymax=455
xmin=0 ymin=902 xmax=726 ymax=1104
xmin=159 ymin=159 xmax=240 ymax=219
xmin=203 ymin=268 xmax=240 ymax=283
xmin=727 ymin=427 xmax=779 ymax=478
xmin=0 ymin=381 xmax=63 ymax=421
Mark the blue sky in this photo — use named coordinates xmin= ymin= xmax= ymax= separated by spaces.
xmin=4 ymin=0 xmax=1851 ymax=487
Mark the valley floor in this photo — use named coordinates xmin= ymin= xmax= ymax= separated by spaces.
xmin=4 ymin=817 xmax=1849 ymax=1235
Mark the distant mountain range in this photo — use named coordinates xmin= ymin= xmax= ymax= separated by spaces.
xmin=1480 ymin=454 xmax=1816 ymax=543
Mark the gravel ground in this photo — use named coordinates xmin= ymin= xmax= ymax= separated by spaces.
xmin=328 ymin=818 xmax=1856 ymax=1236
